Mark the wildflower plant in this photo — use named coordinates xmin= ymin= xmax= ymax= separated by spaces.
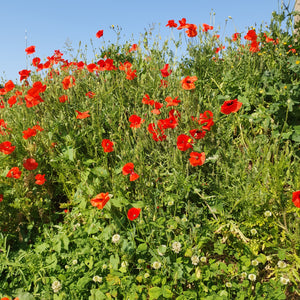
xmin=0 ymin=5 xmax=299 ymax=300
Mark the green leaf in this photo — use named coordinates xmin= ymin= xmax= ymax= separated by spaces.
xmin=137 ymin=243 xmax=148 ymax=253
xmin=149 ymin=287 xmax=162 ymax=299
xmin=162 ymin=286 xmax=173 ymax=298
xmin=110 ymin=254 xmax=120 ymax=270
xmin=77 ymin=276 xmax=90 ymax=289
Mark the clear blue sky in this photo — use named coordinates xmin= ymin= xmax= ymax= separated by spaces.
xmin=0 ymin=0 xmax=294 ymax=83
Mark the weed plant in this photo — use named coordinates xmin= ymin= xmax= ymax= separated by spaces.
xmin=0 ymin=7 xmax=299 ymax=300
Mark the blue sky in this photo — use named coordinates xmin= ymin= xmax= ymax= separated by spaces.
xmin=0 ymin=0 xmax=294 ymax=83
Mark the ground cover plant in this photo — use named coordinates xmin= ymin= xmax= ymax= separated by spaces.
xmin=0 ymin=6 xmax=300 ymax=300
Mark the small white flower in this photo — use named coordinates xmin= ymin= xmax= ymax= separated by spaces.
xmin=241 ymin=272 xmax=247 ymax=278
xmin=92 ymin=275 xmax=103 ymax=283
xmin=200 ymin=256 xmax=207 ymax=263
xmin=251 ymin=259 xmax=259 ymax=266
xmin=191 ymin=255 xmax=199 ymax=266
xmin=52 ymin=280 xmax=62 ymax=293
xmin=280 ymin=277 xmax=290 ymax=285
xmin=172 ymin=241 xmax=182 ymax=253
xmin=72 ymin=259 xmax=78 ymax=265
xmin=65 ymin=265 xmax=69 ymax=269
xmin=225 ymin=282 xmax=232 ymax=287
xmin=250 ymin=229 xmax=257 ymax=235
xmin=264 ymin=211 xmax=272 ymax=217
xmin=112 ymin=234 xmax=120 ymax=243
xmin=181 ymin=216 xmax=188 ymax=222
xmin=121 ymin=261 xmax=128 ymax=268
xmin=144 ymin=272 xmax=150 ymax=278
xmin=102 ymin=264 xmax=107 ymax=270
xmin=195 ymin=224 xmax=201 ymax=228
xmin=152 ymin=261 xmax=162 ymax=269
xmin=277 ymin=261 xmax=287 ymax=268
xmin=248 ymin=274 xmax=257 ymax=282
xmin=168 ymin=200 xmax=174 ymax=206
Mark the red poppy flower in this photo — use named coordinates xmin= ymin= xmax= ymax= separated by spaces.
xmin=119 ymin=61 xmax=132 ymax=71
xmin=202 ymin=24 xmax=213 ymax=32
xmin=90 ymin=192 xmax=110 ymax=209
xmin=244 ymin=29 xmax=257 ymax=41
xmin=151 ymin=102 xmax=163 ymax=115
xmin=86 ymin=91 xmax=95 ymax=98
xmin=19 ymin=69 xmax=31 ymax=81
xmin=122 ymin=163 xmax=139 ymax=181
xmin=101 ymin=139 xmax=114 ymax=153
xmin=158 ymin=115 xmax=178 ymax=130
xmin=127 ymin=207 xmax=141 ymax=220
xmin=148 ymin=123 xmax=167 ymax=142
xmin=62 ymin=75 xmax=76 ymax=89
xmin=129 ymin=115 xmax=145 ymax=128
xmin=4 ymin=80 xmax=15 ymax=93
xmin=186 ymin=24 xmax=198 ymax=37
xmin=181 ymin=76 xmax=197 ymax=90
xmin=177 ymin=134 xmax=194 ymax=151
xmin=96 ymin=30 xmax=104 ymax=38
xmin=142 ymin=94 xmax=155 ymax=105
xmin=87 ymin=63 xmax=97 ymax=72
xmin=35 ymin=174 xmax=46 ymax=185
xmin=220 ymin=99 xmax=242 ymax=114
xmin=76 ymin=110 xmax=90 ymax=119
xmin=23 ymin=158 xmax=38 ymax=170
xmin=25 ymin=45 xmax=35 ymax=55
xmin=0 ymin=141 xmax=15 ymax=154
xmin=189 ymin=152 xmax=205 ymax=167
xmin=126 ymin=69 xmax=137 ymax=80
xmin=160 ymin=79 xmax=168 ymax=88
xmin=165 ymin=96 xmax=180 ymax=107
xmin=249 ymin=40 xmax=260 ymax=53
xmin=32 ymin=57 xmax=41 ymax=67
xmin=160 ymin=64 xmax=172 ymax=77
xmin=59 ymin=95 xmax=68 ymax=103
xmin=0 ymin=194 xmax=3 ymax=202
xmin=32 ymin=124 xmax=44 ymax=132
xmin=292 ymin=191 xmax=300 ymax=208
xmin=129 ymin=44 xmax=138 ymax=52
xmin=232 ymin=32 xmax=240 ymax=41
xmin=177 ymin=18 xmax=187 ymax=30
xmin=23 ymin=128 xmax=37 ymax=139
xmin=166 ymin=20 xmax=177 ymax=28
xmin=189 ymin=129 xmax=206 ymax=140
xmin=192 ymin=110 xmax=214 ymax=131
xmin=6 ymin=167 xmax=22 ymax=179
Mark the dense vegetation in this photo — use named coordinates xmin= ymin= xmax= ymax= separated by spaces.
xmin=0 ymin=8 xmax=299 ymax=300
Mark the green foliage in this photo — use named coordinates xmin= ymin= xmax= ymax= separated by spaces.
xmin=0 ymin=6 xmax=299 ymax=300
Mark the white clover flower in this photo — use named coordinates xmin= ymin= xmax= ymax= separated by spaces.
xmin=181 ymin=216 xmax=188 ymax=222
xmin=250 ymin=228 xmax=257 ymax=235
xmin=172 ymin=241 xmax=182 ymax=253
xmin=72 ymin=259 xmax=78 ymax=265
xmin=52 ymin=280 xmax=62 ymax=293
xmin=280 ymin=277 xmax=290 ymax=285
xmin=65 ymin=265 xmax=69 ymax=269
xmin=92 ymin=275 xmax=103 ymax=283
xmin=225 ymin=282 xmax=232 ymax=287
xmin=112 ymin=234 xmax=120 ymax=243
xmin=152 ymin=261 xmax=162 ymax=269
xmin=121 ymin=261 xmax=128 ymax=268
xmin=251 ymin=259 xmax=259 ymax=266
xmin=168 ymin=200 xmax=174 ymax=206
xmin=195 ymin=224 xmax=201 ymax=228
xmin=200 ymin=256 xmax=207 ymax=263
xmin=191 ymin=255 xmax=199 ymax=266
xmin=248 ymin=274 xmax=257 ymax=282
xmin=241 ymin=272 xmax=247 ymax=278
xmin=144 ymin=272 xmax=150 ymax=278
xmin=264 ymin=211 xmax=272 ymax=217
xmin=277 ymin=261 xmax=287 ymax=268
xmin=102 ymin=264 xmax=107 ymax=270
